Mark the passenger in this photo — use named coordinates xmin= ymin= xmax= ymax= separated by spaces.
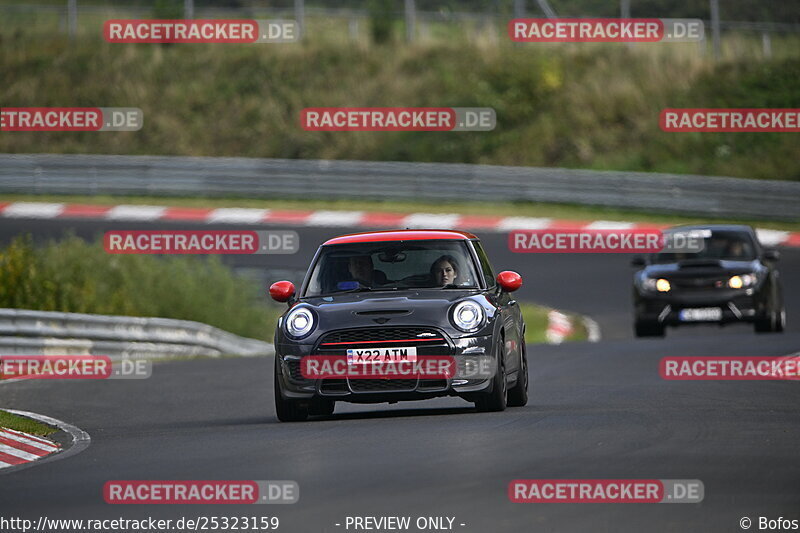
xmin=430 ymin=255 xmax=460 ymax=287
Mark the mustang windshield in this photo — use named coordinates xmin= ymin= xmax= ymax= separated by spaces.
xmin=651 ymin=230 xmax=758 ymax=264
xmin=304 ymin=240 xmax=480 ymax=296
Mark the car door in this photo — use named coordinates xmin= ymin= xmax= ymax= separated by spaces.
xmin=472 ymin=241 xmax=523 ymax=377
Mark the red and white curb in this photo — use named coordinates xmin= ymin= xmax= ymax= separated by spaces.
xmin=1 ymin=201 xmax=798 ymax=248
xmin=0 ymin=408 xmax=91 ymax=474
xmin=545 ymin=310 xmax=602 ymax=344
xmin=0 ymin=427 xmax=60 ymax=469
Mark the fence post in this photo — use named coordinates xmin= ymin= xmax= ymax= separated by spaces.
xmin=620 ymin=0 xmax=632 ymax=48
xmin=762 ymin=32 xmax=772 ymax=58
xmin=184 ymin=0 xmax=194 ymax=19
xmin=405 ymin=0 xmax=416 ymax=42
xmin=710 ymin=0 xmax=721 ymax=61
xmin=67 ymin=0 xmax=77 ymax=39
xmin=514 ymin=0 xmax=525 ymax=18
xmin=349 ymin=17 xmax=359 ymax=42
xmin=294 ymin=0 xmax=304 ymax=40
xmin=620 ymin=0 xmax=630 ymax=19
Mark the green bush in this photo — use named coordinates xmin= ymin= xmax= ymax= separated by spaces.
xmin=368 ymin=0 xmax=396 ymax=45
xmin=152 ymin=0 xmax=184 ymax=19
xmin=0 ymin=235 xmax=280 ymax=341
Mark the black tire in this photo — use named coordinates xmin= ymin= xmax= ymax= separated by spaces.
xmin=309 ymin=398 xmax=335 ymax=416
xmin=474 ymin=337 xmax=507 ymax=412
xmin=754 ymin=308 xmax=784 ymax=334
xmin=635 ymin=321 xmax=665 ymax=338
xmin=274 ymin=358 xmax=309 ymax=422
xmin=506 ymin=340 xmax=528 ymax=408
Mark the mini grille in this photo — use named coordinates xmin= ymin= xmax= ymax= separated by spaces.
xmin=320 ymin=327 xmax=443 ymax=344
xmin=349 ymin=379 xmax=418 ymax=392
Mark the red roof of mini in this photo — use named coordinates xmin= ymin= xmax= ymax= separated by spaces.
xmin=324 ymin=229 xmax=478 ymax=245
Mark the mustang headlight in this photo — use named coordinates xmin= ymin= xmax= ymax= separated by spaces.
xmin=728 ymin=274 xmax=756 ymax=289
xmin=284 ymin=306 xmax=316 ymax=339
xmin=451 ymin=300 xmax=486 ymax=333
xmin=642 ymin=277 xmax=671 ymax=292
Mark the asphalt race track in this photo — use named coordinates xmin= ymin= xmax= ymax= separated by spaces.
xmin=1 ymin=218 xmax=799 ymax=533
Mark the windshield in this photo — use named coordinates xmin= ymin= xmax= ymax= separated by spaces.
xmin=651 ymin=230 xmax=758 ymax=264
xmin=304 ymin=240 xmax=480 ymax=296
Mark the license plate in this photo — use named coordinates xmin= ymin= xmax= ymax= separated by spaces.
xmin=679 ymin=307 xmax=722 ymax=322
xmin=346 ymin=347 xmax=418 ymax=364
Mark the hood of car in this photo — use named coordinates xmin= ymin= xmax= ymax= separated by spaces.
xmin=641 ymin=259 xmax=761 ymax=278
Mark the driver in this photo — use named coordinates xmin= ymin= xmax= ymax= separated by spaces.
xmin=430 ymin=255 xmax=460 ymax=286
xmin=347 ymin=255 xmax=387 ymax=286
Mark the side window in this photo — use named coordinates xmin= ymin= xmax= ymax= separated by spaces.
xmin=472 ymin=241 xmax=496 ymax=288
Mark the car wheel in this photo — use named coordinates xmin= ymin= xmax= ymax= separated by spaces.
xmin=754 ymin=308 xmax=783 ymax=334
xmin=635 ymin=321 xmax=665 ymax=338
xmin=506 ymin=340 xmax=528 ymax=408
xmin=474 ymin=337 xmax=507 ymax=413
xmin=309 ymin=398 xmax=335 ymax=416
xmin=274 ymin=358 xmax=309 ymax=422
xmin=776 ymin=307 xmax=786 ymax=333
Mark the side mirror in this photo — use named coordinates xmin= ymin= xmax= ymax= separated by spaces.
xmin=496 ymin=271 xmax=522 ymax=293
xmin=763 ymin=249 xmax=780 ymax=262
xmin=269 ymin=281 xmax=296 ymax=303
xmin=630 ymin=255 xmax=646 ymax=267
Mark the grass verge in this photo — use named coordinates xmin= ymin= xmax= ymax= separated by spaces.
xmin=0 ymin=409 xmax=58 ymax=437
xmin=1 ymin=35 xmax=798 ymax=179
xmin=520 ymin=302 xmax=588 ymax=345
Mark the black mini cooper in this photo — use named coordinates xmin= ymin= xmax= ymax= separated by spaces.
xmin=269 ymin=230 xmax=528 ymax=421
xmin=632 ymin=224 xmax=785 ymax=337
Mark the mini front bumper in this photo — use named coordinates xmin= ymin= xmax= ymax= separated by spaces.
xmin=275 ymin=334 xmax=496 ymax=402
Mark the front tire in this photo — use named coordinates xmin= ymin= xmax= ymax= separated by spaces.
xmin=754 ymin=307 xmax=784 ymax=333
xmin=274 ymin=358 xmax=309 ymax=422
xmin=506 ymin=341 xmax=528 ymax=408
xmin=635 ymin=321 xmax=665 ymax=338
xmin=474 ymin=338 xmax=507 ymax=412
xmin=309 ymin=398 xmax=335 ymax=416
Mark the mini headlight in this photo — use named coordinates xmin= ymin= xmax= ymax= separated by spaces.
xmin=728 ymin=274 xmax=756 ymax=289
xmin=655 ymin=278 xmax=671 ymax=292
xmin=451 ymin=300 xmax=485 ymax=332
xmin=284 ymin=306 xmax=315 ymax=339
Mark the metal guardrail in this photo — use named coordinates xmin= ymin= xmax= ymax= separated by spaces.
xmin=0 ymin=154 xmax=798 ymax=220
xmin=0 ymin=308 xmax=274 ymax=359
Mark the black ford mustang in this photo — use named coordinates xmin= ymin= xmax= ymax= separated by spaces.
xmin=269 ymin=229 xmax=528 ymax=421
xmin=632 ymin=224 xmax=785 ymax=337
